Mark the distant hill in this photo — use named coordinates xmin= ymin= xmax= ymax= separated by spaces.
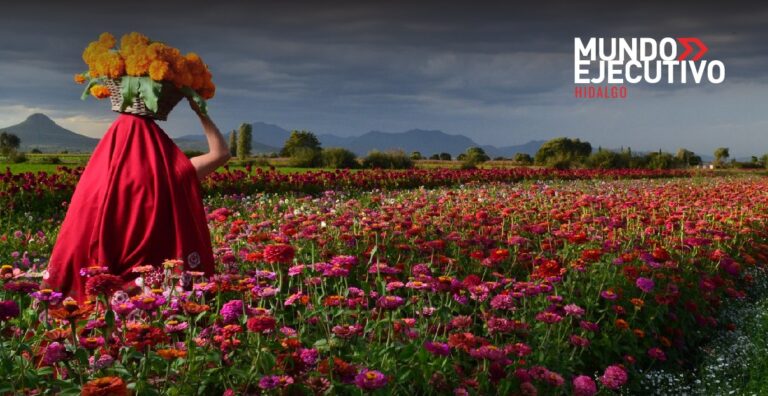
xmin=172 ymin=133 xmax=279 ymax=154
xmin=0 ymin=113 xmax=99 ymax=152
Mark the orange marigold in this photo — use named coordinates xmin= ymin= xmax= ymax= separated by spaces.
xmin=148 ymin=60 xmax=172 ymax=81
xmin=74 ymin=74 xmax=86 ymax=84
xmin=90 ymin=85 xmax=111 ymax=99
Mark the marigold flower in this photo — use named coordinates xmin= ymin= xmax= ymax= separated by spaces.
xmin=90 ymin=85 xmax=111 ymax=99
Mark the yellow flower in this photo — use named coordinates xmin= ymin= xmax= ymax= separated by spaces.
xmin=97 ymin=32 xmax=116 ymax=49
xmin=148 ymin=60 xmax=172 ymax=81
xmin=90 ymin=85 xmax=111 ymax=99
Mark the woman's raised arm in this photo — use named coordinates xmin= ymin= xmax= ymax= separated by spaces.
xmin=187 ymin=98 xmax=231 ymax=180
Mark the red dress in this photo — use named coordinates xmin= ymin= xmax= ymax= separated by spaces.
xmin=47 ymin=114 xmax=215 ymax=301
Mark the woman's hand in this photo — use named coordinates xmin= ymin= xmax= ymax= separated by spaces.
xmin=186 ymin=98 xmax=231 ymax=180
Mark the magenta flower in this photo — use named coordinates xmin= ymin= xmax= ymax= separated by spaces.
xmin=0 ymin=300 xmax=20 ymax=321
xmin=299 ymin=348 xmax=319 ymax=366
xmin=469 ymin=345 xmax=506 ymax=361
xmin=354 ymin=369 xmax=388 ymax=390
xmin=563 ymin=304 xmax=585 ymax=317
xmin=599 ymin=365 xmax=628 ymax=390
xmin=636 ymin=277 xmax=655 ymax=293
xmin=30 ymin=289 xmax=63 ymax=304
xmin=80 ymin=336 xmax=105 ymax=349
xmin=42 ymin=342 xmax=67 ymax=365
xmin=647 ymin=347 xmax=667 ymax=361
xmin=535 ymin=311 xmax=563 ymax=324
xmin=220 ymin=299 xmax=244 ymax=324
xmin=572 ymin=375 xmax=597 ymax=396
xmin=599 ymin=290 xmax=618 ymax=300
xmin=424 ymin=341 xmax=451 ymax=356
xmin=258 ymin=375 xmax=294 ymax=389
xmin=376 ymin=295 xmax=405 ymax=310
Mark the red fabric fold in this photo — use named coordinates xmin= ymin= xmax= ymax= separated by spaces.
xmin=47 ymin=114 xmax=215 ymax=301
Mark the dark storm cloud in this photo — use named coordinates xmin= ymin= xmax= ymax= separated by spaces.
xmin=0 ymin=1 xmax=766 ymax=155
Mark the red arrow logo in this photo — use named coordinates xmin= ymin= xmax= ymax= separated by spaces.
xmin=677 ymin=38 xmax=708 ymax=61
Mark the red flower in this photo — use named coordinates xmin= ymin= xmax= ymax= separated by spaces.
xmin=85 ymin=274 xmax=123 ymax=297
xmin=246 ymin=315 xmax=276 ymax=333
xmin=263 ymin=244 xmax=295 ymax=264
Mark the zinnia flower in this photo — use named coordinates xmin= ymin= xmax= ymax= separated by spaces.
xmin=354 ymin=369 xmax=388 ymax=390
xmin=85 ymin=274 xmax=123 ymax=297
xmin=220 ymin=299 xmax=244 ymax=324
xmin=599 ymin=365 xmax=628 ymax=390
xmin=0 ymin=300 xmax=20 ymax=321
xmin=258 ymin=375 xmax=294 ymax=389
xmin=30 ymin=289 xmax=63 ymax=304
xmin=376 ymin=295 xmax=405 ymax=310
xmin=81 ymin=376 xmax=128 ymax=396
xmin=263 ymin=244 xmax=295 ymax=264
xmin=42 ymin=342 xmax=68 ymax=365
xmin=635 ymin=277 xmax=655 ymax=293
xmin=246 ymin=315 xmax=276 ymax=333
xmin=572 ymin=375 xmax=597 ymax=396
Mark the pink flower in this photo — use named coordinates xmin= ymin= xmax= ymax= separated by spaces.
xmin=599 ymin=365 xmax=628 ymax=390
xmin=354 ymin=369 xmax=388 ymax=390
xmin=572 ymin=375 xmax=597 ymax=396
xmin=647 ymin=347 xmax=666 ymax=361
xmin=219 ymin=299 xmax=244 ymax=324
xmin=563 ymin=304 xmax=585 ymax=317
xmin=377 ymin=295 xmax=405 ymax=310
xmin=535 ymin=311 xmax=563 ymax=324
xmin=636 ymin=277 xmax=655 ymax=293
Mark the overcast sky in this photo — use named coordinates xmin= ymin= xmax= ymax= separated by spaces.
xmin=0 ymin=1 xmax=766 ymax=156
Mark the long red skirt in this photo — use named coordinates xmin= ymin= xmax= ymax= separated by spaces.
xmin=46 ymin=114 xmax=215 ymax=301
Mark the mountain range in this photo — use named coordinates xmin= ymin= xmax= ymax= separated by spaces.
xmin=1 ymin=114 xmax=544 ymax=157
xmin=177 ymin=122 xmax=545 ymax=157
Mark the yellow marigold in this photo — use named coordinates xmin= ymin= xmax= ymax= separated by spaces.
xmin=74 ymin=74 xmax=86 ymax=84
xmin=97 ymin=32 xmax=116 ymax=49
xmin=125 ymin=53 xmax=151 ymax=76
xmin=90 ymin=85 xmax=111 ymax=99
xmin=148 ymin=60 xmax=172 ymax=81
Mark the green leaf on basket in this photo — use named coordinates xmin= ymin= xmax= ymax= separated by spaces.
xmin=180 ymin=86 xmax=208 ymax=117
xmin=137 ymin=77 xmax=162 ymax=113
xmin=120 ymin=76 xmax=140 ymax=112
xmin=80 ymin=78 xmax=100 ymax=101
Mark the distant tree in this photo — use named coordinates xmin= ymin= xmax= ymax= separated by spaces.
xmin=30 ymin=148 xmax=42 ymax=154
xmin=411 ymin=151 xmax=423 ymax=160
xmin=646 ymin=152 xmax=676 ymax=169
xmin=281 ymin=130 xmax=322 ymax=157
xmin=0 ymin=132 xmax=21 ymax=157
xmin=534 ymin=137 xmax=592 ymax=168
xmin=456 ymin=153 xmax=467 ymax=161
xmin=229 ymin=130 xmax=238 ymax=157
xmin=464 ymin=147 xmax=490 ymax=163
xmin=237 ymin=123 xmax=252 ymax=160
xmin=362 ymin=150 xmax=414 ymax=169
xmin=439 ymin=152 xmax=452 ymax=161
xmin=429 ymin=154 xmax=440 ymax=160
xmin=713 ymin=147 xmax=729 ymax=167
xmin=513 ymin=153 xmax=533 ymax=165
xmin=762 ymin=153 xmax=768 ymax=169
xmin=322 ymin=147 xmax=358 ymax=169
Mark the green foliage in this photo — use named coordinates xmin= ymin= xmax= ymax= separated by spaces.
xmin=362 ymin=150 xmax=414 ymax=169
xmin=281 ymin=131 xmax=322 ymax=157
xmin=410 ymin=151 xmax=423 ymax=160
xmin=587 ymin=149 xmax=627 ymax=169
xmin=534 ymin=137 xmax=592 ymax=168
xmin=714 ymin=147 xmax=730 ymax=167
xmin=513 ymin=153 xmax=533 ymax=165
xmin=439 ymin=152 xmax=452 ymax=161
xmin=30 ymin=148 xmax=42 ymax=154
xmin=322 ymin=147 xmax=358 ymax=169
xmin=463 ymin=147 xmax=490 ymax=164
xmin=229 ymin=130 xmax=238 ymax=157
xmin=237 ymin=123 xmax=252 ymax=160
xmin=40 ymin=155 xmax=62 ymax=165
xmin=288 ymin=147 xmax=323 ymax=167
xmin=9 ymin=152 xmax=27 ymax=163
xmin=183 ymin=150 xmax=205 ymax=158
xmin=0 ymin=131 xmax=21 ymax=157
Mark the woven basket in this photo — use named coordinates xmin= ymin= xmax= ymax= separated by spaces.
xmin=104 ymin=79 xmax=184 ymax=121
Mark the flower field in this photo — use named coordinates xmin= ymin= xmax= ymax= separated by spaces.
xmin=2 ymin=170 xmax=767 ymax=395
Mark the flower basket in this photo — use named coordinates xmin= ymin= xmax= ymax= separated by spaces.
xmin=77 ymin=32 xmax=215 ymax=120
xmin=104 ymin=78 xmax=184 ymax=121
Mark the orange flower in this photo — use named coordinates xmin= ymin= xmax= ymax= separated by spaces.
xmin=90 ymin=85 xmax=111 ymax=99
xmin=157 ymin=348 xmax=187 ymax=360
xmin=148 ymin=60 xmax=172 ymax=81
xmin=633 ymin=329 xmax=645 ymax=338
xmin=81 ymin=376 xmax=128 ymax=396
xmin=615 ymin=319 xmax=629 ymax=330
xmin=74 ymin=74 xmax=86 ymax=84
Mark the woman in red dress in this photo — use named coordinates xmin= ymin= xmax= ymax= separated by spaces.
xmin=45 ymin=99 xmax=231 ymax=301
